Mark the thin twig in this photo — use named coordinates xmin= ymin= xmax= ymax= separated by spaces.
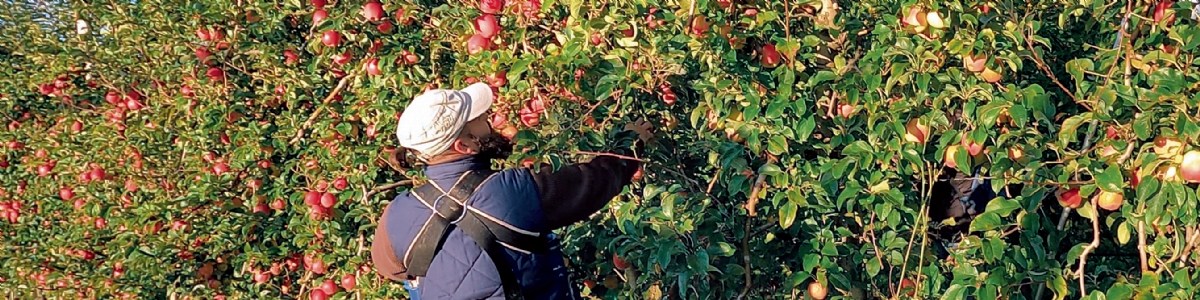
xmin=362 ymin=180 xmax=414 ymax=200
xmin=1024 ymin=23 xmax=1084 ymax=108
xmin=1160 ymin=226 xmax=1200 ymax=270
xmin=289 ymin=73 xmax=358 ymax=145
xmin=1139 ymin=221 xmax=1149 ymax=272
xmin=736 ymin=218 xmax=753 ymax=300
xmin=706 ymin=168 xmax=720 ymax=194
xmin=1077 ymin=194 xmax=1102 ymax=293
xmin=744 ymin=172 xmax=768 ymax=217
xmin=572 ymin=151 xmax=649 ymax=163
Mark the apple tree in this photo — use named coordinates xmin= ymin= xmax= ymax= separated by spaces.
xmin=3 ymin=0 xmax=1200 ymax=299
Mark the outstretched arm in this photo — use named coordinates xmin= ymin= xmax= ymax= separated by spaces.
xmin=532 ymin=120 xmax=652 ymax=230
xmin=531 ymin=155 xmax=641 ymax=230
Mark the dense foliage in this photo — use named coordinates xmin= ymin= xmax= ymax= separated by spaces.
xmin=3 ymin=0 xmax=1200 ymax=299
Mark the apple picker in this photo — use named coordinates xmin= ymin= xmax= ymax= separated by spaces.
xmin=370 ymin=82 xmax=652 ymax=299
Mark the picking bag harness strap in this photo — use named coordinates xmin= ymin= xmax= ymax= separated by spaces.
xmin=404 ymin=171 xmax=549 ymax=300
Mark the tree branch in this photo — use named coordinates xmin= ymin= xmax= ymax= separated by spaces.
xmin=1077 ymin=194 xmax=1102 ymax=294
xmin=1139 ymin=221 xmax=1149 ymax=272
xmin=572 ymin=151 xmax=648 ymax=163
xmin=1024 ymin=25 xmax=1083 ymax=109
xmin=289 ymin=73 xmax=357 ymax=145
xmin=362 ymin=180 xmax=414 ymax=201
xmin=744 ymin=172 xmax=768 ymax=217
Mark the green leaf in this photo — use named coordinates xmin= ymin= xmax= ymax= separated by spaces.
xmin=1106 ymin=283 xmax=1134 ymax=300
xmin=1117 ymin=221 xmax=1131 ymax=245
xmin=594 ymin=74 xmax=622 ymax=100
xmin=843 ymin=141 xmax=874 ymax=157
xmin=970 ymin=212 xmax=1003 ymax=232
xmin=984 ymin=197 xmax=1020 ymax=217
xmin=941 ymin=284 xmax=967 ymax=300
xmin=1098 ymin=164 xmax=1125 ymax=193
xmin=778 ymin=68 xmax=795 ymax=99
xmin=795 ymin=116 xmax=816 ymax=142
xmin=779 ymin=202 xmax=797 ymax=229
xmin=1066 ymin=58 xmax=1094 ymax=87
xmin=1058 ymin=114 xmax=1089 ymax=146
xmin=768 ymin=135 xmax=789 ymax=155
xmin=809 ymin=71 xmax=837 ymax=87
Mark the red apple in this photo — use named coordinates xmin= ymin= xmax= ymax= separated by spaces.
xmin=311 ymin=0 xmax=326 ymax=7
xmin=689 ymin=15 xmax=710 ymax=36
xmin=1058 ymin=187 xmax=1082 ymax=209
xmin=377 ymin=21 xmax=394 ymax=33
xmin=394 ymin=8 xmax=407 ymax=25
xmin=837 ymin=103 xmax=854 ymax=118
xmin=320 ymin=279 xmax=339 ymax=295
xmin=362 ymin=1 xmax=385 ymax=21
xmin=480 ymin=0 xmax=505 ymax=14
xmin=313 ymin=9 xmax=328 ymax=24
xmin=341 ymin=274 xmax=357 ymax=290
xmin=322 ymin=30 xmax=342 ymax=47
xmin=1099 ymin=191 xmax=1124 ymax=211
xmin=760 ymin=44 xmax=781 ymax=68
xmin=308 ymin=257 xmax=327 ymax=274
xmin=467 ymin=34 xmax=492 ymax=54
xmin=320 ymin=192 xmax=337 ymax=208
xmin=196 ymin=28 xmax=211 ymax=40
xmin=475 ymin=14 xmax=500 ymax=38
xmin=206 ymin=67 xmax=225 ymax=82
xmin=1106 ymin=126 xmax=1118 ymax=139
xmin=69 ymin=118 xmax=83 ymax=132
xmin=961 ymin=132 xmax=983 ymax=156
xmin=254 ymin=202 xmax=271 ymax=214
xmin=904 ymin=119 xmax=930 ymax=144
xmin=1181 ymin=150 xmax=1200 ymax=183
xmin=284 ymin=50 xmax=300 ymax=65
xmin=59 ymin=187 xmax=74 ymax=200
xmin=309 ymin=289 xmax=329 ymax=300
xmin=253 ymin=271 xmax=270 ymax=284
xmin=94 ymin=217 xmax=106 ymax=229
xmin=181 ymin=85 xmax=195 ymax=98
xmin=364 ymin=58 xmax=382 ymax=76
xmin=333 ymin=52 xmax=352 ymax=65
xmin=271 ymin=198 xmax=286 ymax=211
xmin=211 ymin=162 xmax=230 ymax=175
xmin=486 ymin=71 xmax=507 ymax=87
xmin=37 ymin=164 xmax=54 ymax=177
xmin=590 ymin=33 xmax=603 ymax=46
xmin=613 ymin=254 xmax=631 ymax=270
xmin=305 ymin=191 xmax=321 ymax=207
xmin=808 ymin=282 xmax=828 ymax=300
xmin=898 ymin=278 xmax=916 ymax=296
xmin=1153 ymin=0 xmax=1175 ymax=23
xmin=125 ymin=178 xmax=138 ymax=192
xmin=194 ymin=47 xmax=211 ymax=61
xmin=333 ymin=177 xmax=348 ymax=190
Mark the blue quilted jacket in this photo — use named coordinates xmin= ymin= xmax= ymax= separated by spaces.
xmin=379 ymin=157 xmax=578 ymax=300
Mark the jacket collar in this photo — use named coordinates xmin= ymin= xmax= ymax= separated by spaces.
xmin=424 ymin=156 xmax=491 ymax=181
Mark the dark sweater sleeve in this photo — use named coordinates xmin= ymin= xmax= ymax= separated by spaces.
xmin=531 ymin=155 xmax=641 ymax=230
xmin=370 ymin=202 xmax=409 ymax=282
